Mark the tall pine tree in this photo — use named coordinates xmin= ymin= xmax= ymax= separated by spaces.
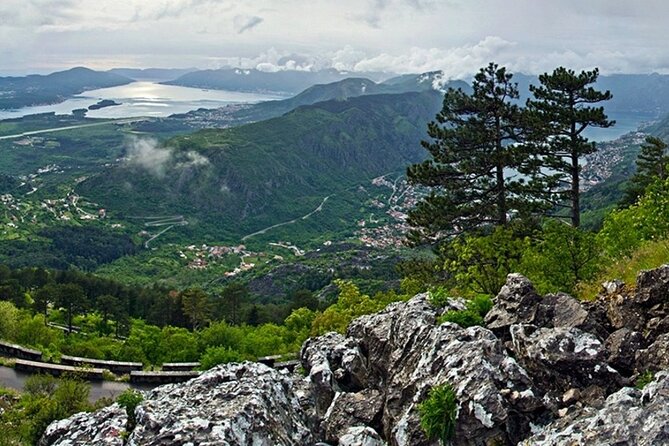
xmin=407 ymin=63 xmax=534 ymax=242
xmin=526 ymin=67 xmax=614 ymax=227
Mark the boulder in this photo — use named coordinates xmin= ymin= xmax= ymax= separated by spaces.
xmin=39 ymin=404 xmax=127 ymax=446
xmin=41 ymin=362 xmax=314 ymax=446
xmin=322 ymin=390 xmax=384 ymax=443
xmin=484 ymin=274 xmax=542 ymax=340
xmin=338 ymin=426 xmax=385 ymax=446
xmin=510 ymin=324 xmax=623 ymax=402
xmin=636 ymin=333 xmax=669 ymax=373
xmin=309 ymin=294 xmax=544 ymax=446
xmin=604 ymin=328 xmax=645 ymax=376
xmin=521 ymin=371 xmax=669 ymax=445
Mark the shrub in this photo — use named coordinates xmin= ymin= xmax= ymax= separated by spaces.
xmin=117 ymin=388 xmax=144 ymax=428
xmin=635 ymin=370 xmax=655 ymax=389
xmin=438 ymin=309 xmax=483 ymax=328
xmin=418 ymin=383 xmax=458 ymax=445
xmin=199 ymin=346 xmax=245 ymax=370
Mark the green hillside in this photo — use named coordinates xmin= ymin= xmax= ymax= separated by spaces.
xmin=77 ymin=90 xmax=442 ymax=242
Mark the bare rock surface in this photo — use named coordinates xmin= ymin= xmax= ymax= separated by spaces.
xmin=41 ymin=362 xmax=313 ymax=446
xmin=521 ymin=371 xmax=669 ymax=445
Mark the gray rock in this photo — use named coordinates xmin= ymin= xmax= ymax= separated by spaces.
xmin=39 ymin=404 xmax=128 ymax=446
xmin=521 ymin=370 xmax=669 ymax=445
xmin=636 ymin=333 xmax=669 ymax=372
xmin=322 ymin=390 xmax=384 ymax=443
xmin=311 ymin=294 xmax=544 ymax=446
xmin=42 ymin=362 xmax=314 ymax=446
xmin=510 ymin=324 xmax=623 ymax=400
xmin=635 ymin=264 xmax=669 ymax=306
xmin=338 ymin=426 xmax=386 ymax=446
xmin=604 ymin=328 xmax=645 ymax=375
xmin=485 ymin=274 xmax=542 ymax=340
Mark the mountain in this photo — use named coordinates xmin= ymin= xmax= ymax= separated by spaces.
xmin=162 ymin=68 xmax=390 ymax=94
xmin=108 ymin=67 xmax=197 ymax=82
xmin=77 ymin=90 xmax=443 ymax=241
xmin=159 ymin=74 xmax=469 ymax=131
xmin=0 ymin=67 xmax=132 ymax=109
xmin=513 ymin=72 xmax=669 ymax=116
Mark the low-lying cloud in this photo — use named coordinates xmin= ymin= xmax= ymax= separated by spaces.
xmin=125 ymin=136 xmax=210 ymax=178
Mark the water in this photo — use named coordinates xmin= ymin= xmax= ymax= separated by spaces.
xmin=585 ymin=111 xmax=659 ymax=142
xmin=0 ymin=365 xmax=155 ymax=402
xmin=0 ymin=82 xmax=287 ymax=120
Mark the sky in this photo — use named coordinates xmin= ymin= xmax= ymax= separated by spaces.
xmin=1 ymin=0 xmax=668 ymax=78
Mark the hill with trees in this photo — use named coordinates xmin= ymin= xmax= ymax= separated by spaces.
xmin=0 ymin=68 xmax=132 ymax=110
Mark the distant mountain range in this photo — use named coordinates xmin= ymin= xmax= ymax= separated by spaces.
xmin=0 ymin=67 xmax=132 ymax=110
xmin=78 ymin=89 xmax=443 ymax=240
xmin=162 ymin=68 xmax=391 ymax=94
xmin=107 ymin=68 xmax=197 ymax=82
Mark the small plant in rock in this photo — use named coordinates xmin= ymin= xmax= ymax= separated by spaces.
xmin=117 ymin=389 xmax=144 ymax=429
xmin=418 ymin=383 xmax=458 ymax=445
xmin=437 ymin=294 xmax=492 ymax=328
xmin=635 ymin=370 xmax=655 ymax=389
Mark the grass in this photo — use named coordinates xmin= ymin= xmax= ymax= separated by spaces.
xmin=577 ymin=239 xmax=669 ymax=300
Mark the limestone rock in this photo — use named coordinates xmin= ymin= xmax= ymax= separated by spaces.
xmin=636 ymin=333 xmax=669 ymax=372
xmin=338 ymin=426 xmax=386 ymax=446
xmin=604 ymin=328 xmax=645 ymax=375
xmin=521 ymin=371 xmax=669 ymax=445
xmin=510 ymin=324 xmax=623 ymax=400
xmin=42 ymin=362 xmax=314 ymax=446
xmin=310 ymin=294 xmax=544 ymax=446
xmin=39 ymin=404 xmax=128 ymax=446
xmin=484 ymin=274 xmax=542 ymax=340
xmin=322 ymin=389 xmax=384 ymax=443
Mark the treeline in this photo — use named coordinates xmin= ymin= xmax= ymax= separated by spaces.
xmin=406 ymin=62 xmax=669 ymax=298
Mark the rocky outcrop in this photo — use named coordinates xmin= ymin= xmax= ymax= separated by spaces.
xmin=41 ymin=265 xmax=669 ymax=446
xmin=39 ymin=405 xmax=127 ymax=446
xmin=303 ymin=294 xmax=544 ymax=446
xmin=41 ymin=362 xmax=314 ymax=446
xmin=522 ymin=371 xmax=669 ymax=445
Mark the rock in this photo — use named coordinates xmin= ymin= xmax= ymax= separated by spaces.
xmin=301 ymin=332 xmax=370 ymax=415
xmin=486 ymin=276 xmax=610 ymax=342
xmin=521 ymin=371 xmax=669 ymax=445
xmin=39 ymin=404 xmax=128 ymax=446
xmin=604 ymin=328 xmax=645 ymax=375
xmin=561 ymin=388 xmax=580 ymax=406
xmin=322 ymin=390 xmax=384 ymax=443
xmin=635 ymin=264 xmax=669 ymax=306
xmin=484 ymin=274 xmax=542 ymax=340
xmin=338 ymin=426 xmax=386 ymax=446
xmin=42 ymin=362 xmax=314 ymax=446
xmin=636 ymin=333 xmax=669 ymax=372
xmin=311 ymin=294 xmax=544 ymax=446
xmin=509 ymin=324 xmax=623 ymax=400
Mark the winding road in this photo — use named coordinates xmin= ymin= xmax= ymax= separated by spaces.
xmin=0 ymin=118 xmax=149 ymax=140
xmin=241 ymin=195 xmax=330 ymax=241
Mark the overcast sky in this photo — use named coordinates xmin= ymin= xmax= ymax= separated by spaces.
xmin=1 ymin=0 xmax=667 ymax=77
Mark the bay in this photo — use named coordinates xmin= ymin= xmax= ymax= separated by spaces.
xmin=0 ymin=81 xmax=287 ymax=120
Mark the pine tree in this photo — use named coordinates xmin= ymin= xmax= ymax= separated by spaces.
xmin=622 ymin=136 xmax=669 ymax=205
xmin=407 ymin=63 xmax=533 ymax=242
xmin=526 ymin=67 xmax=614 ymax=227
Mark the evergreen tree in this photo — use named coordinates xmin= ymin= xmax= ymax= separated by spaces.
xmin=407 ymin=63 xmax=534 ymax=242
xmin=526 ymin=67 xmax=614 ymax=227
xmin=622 ymin=136 xmax=669 ymax=205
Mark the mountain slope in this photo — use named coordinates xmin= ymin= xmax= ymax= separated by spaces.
xmin=0 ymin=67 xmax=132 ymax=109
xmin=78 ymin=90 xmax=443 ymax=241
xmin=163 ymin=68 xmax=388 ymax=94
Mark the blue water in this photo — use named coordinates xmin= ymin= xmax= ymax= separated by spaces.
xmin=0 ymin=82 xmax=286 ymax=120
xmin=585 ymin=111 xmax=658 ymax=142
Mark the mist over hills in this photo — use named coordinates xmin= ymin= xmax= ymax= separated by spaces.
xmin=77 ymin=89 xmax=443 ymax=240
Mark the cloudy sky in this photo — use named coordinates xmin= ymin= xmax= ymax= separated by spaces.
xmin=1 ymin=0 xmax=667 ymax=77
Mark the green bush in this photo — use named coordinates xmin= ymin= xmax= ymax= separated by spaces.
xmin=438 ymin=309 xmax=483 ymax=328
xmin=418 ymin=383 xmax=458 ymax=445
xmin=199 ymin=346 xmax=245 ymax=370
xmin=116 ymin=388 xmax=144 ymax=428
xmin=635 ymin=370 xmax=655 ymax=389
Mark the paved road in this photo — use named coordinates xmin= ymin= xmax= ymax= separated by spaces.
xmin=0 ymin=365 xmax=154 ymax=402
xmin=241 ymin=195 xmax=330 ymax=241
xmin=0 ymin=118 xmax=149 ymax=140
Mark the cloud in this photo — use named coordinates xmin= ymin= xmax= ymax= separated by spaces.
xmin=126 ymin=137 xmax=172 ymax=178
xmin=233 ymin=15 xmax=263 ymax=34
xmin=125 ymin=137 xmax=209 ymax=178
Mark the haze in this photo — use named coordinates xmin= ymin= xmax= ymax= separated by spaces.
xmin=1 ymin=0 xmax=667 ymax=78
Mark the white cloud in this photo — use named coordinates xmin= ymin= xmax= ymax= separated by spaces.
xmin=233 ymin=15 xmax=263 ymax=34
xmin=125 ymin=137 xmax=210 ymax=177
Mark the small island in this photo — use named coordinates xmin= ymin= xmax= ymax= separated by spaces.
xmin=88 ymin=99 xmax=121 ymax=110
